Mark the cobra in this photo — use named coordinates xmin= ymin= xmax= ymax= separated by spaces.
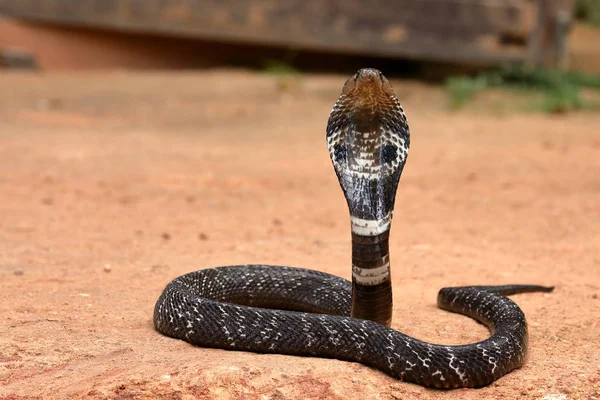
xmin=153 ymin=68 xmax=553 ymax=389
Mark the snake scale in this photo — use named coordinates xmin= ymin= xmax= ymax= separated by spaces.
xmin=154 ymin=68 xmax=553 ymax=389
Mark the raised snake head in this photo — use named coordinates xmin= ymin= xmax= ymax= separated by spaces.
xmin=326 ymin=68 xmax=410 ymax=236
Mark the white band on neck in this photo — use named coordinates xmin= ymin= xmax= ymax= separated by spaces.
xmin=350 ymin=213 xmax=392 ymax=236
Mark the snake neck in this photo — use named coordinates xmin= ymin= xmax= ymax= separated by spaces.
xmin=350 ymin=221 xmax=392 ymax=326
xmin=326 ymin=68 xmax=410 ymax=327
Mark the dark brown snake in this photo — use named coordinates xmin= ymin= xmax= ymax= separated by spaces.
xmin=154 ymin=68 xmax=553 ymax=389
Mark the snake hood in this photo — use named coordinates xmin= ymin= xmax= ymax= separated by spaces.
xmin=326 ymin=68 xmax=410 ymax=234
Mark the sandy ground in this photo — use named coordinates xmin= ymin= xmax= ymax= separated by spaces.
xmin=0 ymin=70 xmax=599 ymax=400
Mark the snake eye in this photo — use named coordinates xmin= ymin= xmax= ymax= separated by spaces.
xmin=333 ymin=145 xmax=347 ymax=164
xmin=381 ymin=145 xmax=398 ymax=164
xmin=354 ymin=72 xmax=360 ymax=81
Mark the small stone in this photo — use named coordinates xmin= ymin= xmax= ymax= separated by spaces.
xmin=198 ymin=233 xmax=209 ymax=241
xmin=161 ymin=233 xmax=171 ymax=240
xmin=542 ymin=395 xmax=568 ymax=400
xmin=0 ymin=47 xmax=38 ymax=70
xmin=542 ymin=140 xmax=555 ymax=150
xmin=103 ymin=264 xmax=112 ymax=273
xmin=161 ymin=374 xmax=171 ymax=381
xmin=78 ymin=293 xmax=91 ymax=297
xmin=465 ymin=172 xmax=477 ymax=182
xmin=118 ymin=196 xmax=134 ymax=205
xmin=592 ymin=293 xmax=598 ymax=299
xmin=14 ymin=270 xmax=24 ymax=276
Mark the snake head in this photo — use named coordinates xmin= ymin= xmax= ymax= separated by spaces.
xmin=326 ymin=68 xmax=410 ymax=234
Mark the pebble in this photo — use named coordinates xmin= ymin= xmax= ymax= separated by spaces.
xmin=103 ymin=264 xmax=112 ymax=273
xmin=542 ymin=395 xmax=568 ymax=400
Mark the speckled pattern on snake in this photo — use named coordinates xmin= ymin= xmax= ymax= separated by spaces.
xmin=153 ymin=68 xmax=553 ymax=389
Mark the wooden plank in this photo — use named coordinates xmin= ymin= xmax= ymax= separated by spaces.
xmin=527 ymin=0 xmax=573 ymax=66
xmin=0 ymin=0 xmax=529 ymax=65
xmin=0 ymin=0 xmax=526 ymax=36
xmin=0 ymin=47 xmax=39 ymax=70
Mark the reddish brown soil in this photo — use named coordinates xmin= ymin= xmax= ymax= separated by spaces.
xmin=0 ymin=18 xmax=222 ymax=70
xmin=0 ymin=70 xmax=599 ymax=400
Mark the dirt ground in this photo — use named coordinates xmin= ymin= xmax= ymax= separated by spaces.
xmin=0 ymin=70 xmax=599 ymax=400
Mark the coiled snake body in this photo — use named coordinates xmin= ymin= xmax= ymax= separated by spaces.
xmin=154 ymin=69 xmax=553 ymax=389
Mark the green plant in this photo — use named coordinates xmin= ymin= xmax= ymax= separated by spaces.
xmin=445 ymin=66 xmax=600 ymax=113
xmin=445 ymin=76 xmax=491 ymax=108
xmin=575 ymin=0 xmax=600 ymax=26
xmin=262 ymin=58 xmax=299 ymax=76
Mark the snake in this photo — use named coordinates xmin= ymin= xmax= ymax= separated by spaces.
xmin=153 ymin=68 xmax=553 ymax=389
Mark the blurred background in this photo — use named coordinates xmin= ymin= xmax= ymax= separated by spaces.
xmin=1 ymin=2 xmax=600 ymax=398
xmin=1 ymin=0 xmax=599 ymax=111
